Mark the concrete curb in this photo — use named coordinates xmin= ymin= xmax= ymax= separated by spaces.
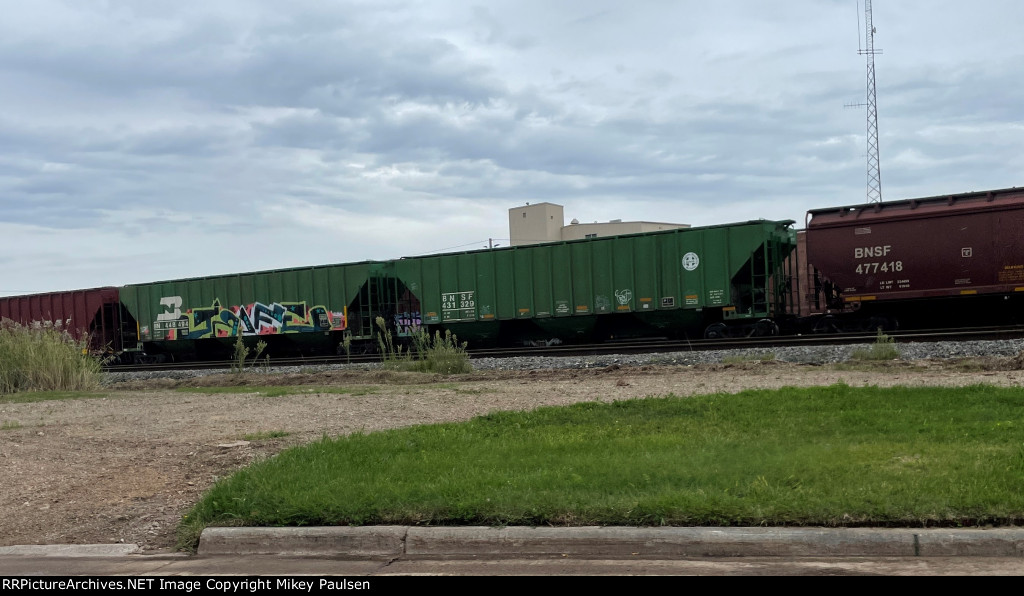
xmin=198 ymin=527 xmax=407 ymax=557
xmin=197 ymin=527 xmax=1024 ymax=558
xmin=0 ymin=544 xmax=143 ymax=557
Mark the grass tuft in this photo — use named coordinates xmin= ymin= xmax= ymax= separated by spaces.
xmin=375 ymin=317 xmax=472 ymax=375
xmin=375 ymin=317 xmax=411 ymax=367
xmin=850 ymin=330 xmax=901 ymax=361
xmin=409 ymin=328 xmax=473 ymax=375
xmin=0 ymin=318 xmax=102 ymax=395
xmin=231 ymin=337 xmax=268 ymax=375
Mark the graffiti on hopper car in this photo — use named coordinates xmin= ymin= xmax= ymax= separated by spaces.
xmin=151 ymin=297 xmax=346 ymax=340
xmin=394 ymin=312 xmax=422 ymax=334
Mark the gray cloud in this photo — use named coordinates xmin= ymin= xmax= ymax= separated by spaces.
xmin=1 ymin=0 xmax=1022 ymax=295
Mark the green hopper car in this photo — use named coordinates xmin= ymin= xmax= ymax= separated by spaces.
xmin=117 ymin=219 xmax=796 ymax=360
xmin=395 ymin=219 xmax=797 ymax=345
xmin=119 ymin=261 xmax=390 ymax=361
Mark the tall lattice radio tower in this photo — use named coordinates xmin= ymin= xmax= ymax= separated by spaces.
xmin=859 ymin=0 xmax=883 ymax=203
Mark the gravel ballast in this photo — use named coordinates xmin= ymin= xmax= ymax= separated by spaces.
xmin=103 ymin=338 xmax=1024 ymax=384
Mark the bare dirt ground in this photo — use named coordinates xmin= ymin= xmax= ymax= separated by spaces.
xmin=2 ymin=357 xmax=1023 ymax=552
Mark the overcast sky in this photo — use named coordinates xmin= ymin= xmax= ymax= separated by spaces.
xmin=2 ymin=0 xmax=1022 ymax=296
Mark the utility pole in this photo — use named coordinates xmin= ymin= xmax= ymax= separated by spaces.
xmin=859 ymin=0 xmax=883 ymax=204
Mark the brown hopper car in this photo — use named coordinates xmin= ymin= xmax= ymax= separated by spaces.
xmin=0 ymin=287 xmax=132 ymax=354
xmin=804 ymin=187 xmax=1024 ymax=331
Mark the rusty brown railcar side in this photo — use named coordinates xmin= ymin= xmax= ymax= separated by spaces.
xmin=805 ymin=187 xmax=1024 ymax=327
xmin=0 ymin=287 xmax=126 ymax=353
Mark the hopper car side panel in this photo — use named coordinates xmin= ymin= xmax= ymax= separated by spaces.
xmin=396 ymin=220 xmax=797 ymax=344
xmin=807 ymin=189 xmax=1024 ymax=303
xmin=0 ymin=287 xmax=128 ymax=354
xmin=806 ymin=187 xmax=1024 ymax=328
xmin=119 ymin=262 xmax=380 ymax=360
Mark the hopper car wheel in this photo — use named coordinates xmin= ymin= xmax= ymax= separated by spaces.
xmin=813 ymin=315 xmax=841 ymax=334
xmin=704 ymin=323 xmax=728 ymax=340
xmin=754 ymin=319 xmax=780 ymax=337
xmin=862 ymin=316 xmax=898 ymax=333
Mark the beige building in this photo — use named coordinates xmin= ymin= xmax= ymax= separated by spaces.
xmin=508 ymin=202 xmax=688 ymax=246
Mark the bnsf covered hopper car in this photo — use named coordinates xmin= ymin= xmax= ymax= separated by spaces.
xmin=116 ymin=219 xmax=797 ymax=360
xmin=804 ymin=186 xmax=1024 ymax=331
xmin=0 ymin=287 xmax=136 ymax=355
xmin=118 ymin=261 xmax=387 ymax=361
xmin=396 ymin=219 xmax=797 ymax=344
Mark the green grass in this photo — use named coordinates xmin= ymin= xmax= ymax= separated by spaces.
xmin=178 ymin=384 xmax=1024 ymax=550
xmin=0 ymin=391 xmax=108 ymax=404
xmin=175 ymin=386 xmax=380 ymax=398
xmin=1 ymin=420 xmax=22 ymax=431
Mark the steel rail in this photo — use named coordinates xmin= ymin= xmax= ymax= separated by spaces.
xmin=103 ymin=325 xmax=1024 ymax=374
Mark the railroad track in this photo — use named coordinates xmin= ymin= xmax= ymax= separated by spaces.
xmin=104 ymin=325 xmax=1024 ymax=374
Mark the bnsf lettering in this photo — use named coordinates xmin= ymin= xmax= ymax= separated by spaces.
xmin=854 ymin=246 xmax=893 ymax=258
